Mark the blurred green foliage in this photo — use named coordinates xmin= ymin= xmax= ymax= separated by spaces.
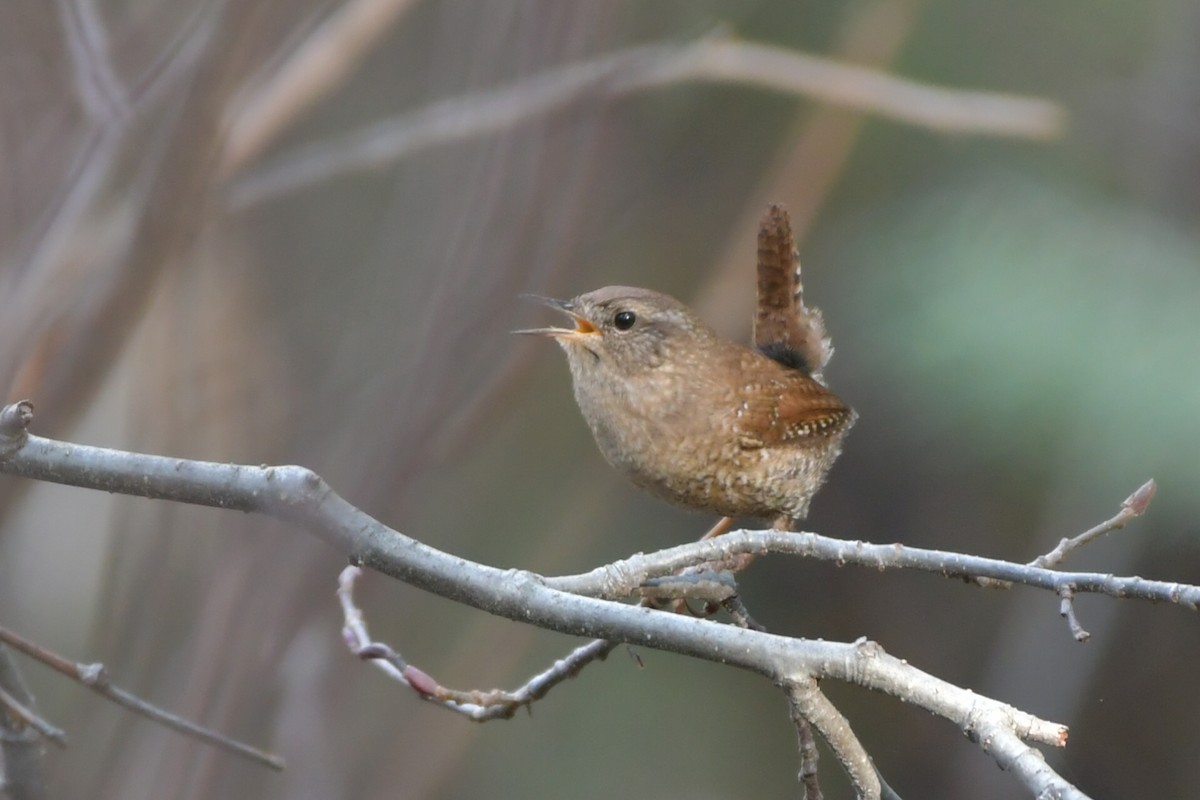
xmin=836 ymin=168 xmax=1200 ymax=488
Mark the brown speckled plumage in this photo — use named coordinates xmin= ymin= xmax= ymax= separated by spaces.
xmin=519 ymin=207 xmax=854 ymax=530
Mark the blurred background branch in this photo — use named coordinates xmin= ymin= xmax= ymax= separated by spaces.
xmin=0 ymin=645 xmax=51 ymax=800
xmin=228 ymin=26 xmax=1064 ymax=209
xmin=221 ymin=0 xmax=422 ymax=176
xmin=0 ymin=621 xmax=282 ymax=771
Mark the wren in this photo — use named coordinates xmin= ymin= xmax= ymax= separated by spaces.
xmin=519 ymin=205 xmax=855 ymax=530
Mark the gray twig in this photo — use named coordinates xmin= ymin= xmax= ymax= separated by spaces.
xmin=795 ymin=711 xmax=823 ymax=800
xmin=0 ymin=684 xmax=66 ymax=747
xmin=786 ymin=675 xmax=878 ymax=799
xmin=547 ymin=511 xmax=1187 ymax=612
xmin=0 ymin=645 xmax=49 ymax=800
xmin=1032 ymin=479 xmax=1157 ymax=570
xmin=1059 ymin=586 xmax=1090 ymax=642
xmin=0 ymin=623 xmax=283 ymax=771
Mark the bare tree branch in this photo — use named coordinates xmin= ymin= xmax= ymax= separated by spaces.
xmin=547 ymin=511 xmax=1189 ymax=613
xmin=1058 ymin=586 xmax=1091 ymax=642
xmin=338 ymin=565 xmax=620 ymax=721
xmin=0 ymin=683 xmax=66 ymax=748
xmin=52 ymin=0 xmax=129 ymax=126
xmin=969 ymin=715 xmax=1089 ymax=800
xmin=1 ymin=2 xmax=215 ymax=305
xmin=227 ymin=30 xmax=1065 ymax=209
xmin=694 ymin=0 xmax=917 ymax=332
xmin=615 ymin=34 xmax=1066 ymax=137
xmin=0 ymin=646 xmax=49 ymax=800
xmin=0 ymin=622 xmax=283 ymax=771
xmin=794 ymin=708 xmax=824 ymax=800
xmin=221 ymin=0 xmax=422 ymax=175
xmin=0 ymin=401 xmax=1100 ymax=796
xmin=1032 ymin=479 xmax=1157 ymax=570
xmin=787 ymin=676 xmax=879 ymax=799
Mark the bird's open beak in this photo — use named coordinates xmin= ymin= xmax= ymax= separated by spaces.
xmin=513 ymin=295 xmax=599 ymax=339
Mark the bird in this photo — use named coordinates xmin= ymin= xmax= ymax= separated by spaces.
xmin=518 ymin=205 xmax=855 ymax=530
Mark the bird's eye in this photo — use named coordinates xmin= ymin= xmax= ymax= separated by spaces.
xmin=613 ymin=310 xmax=637 ymax=331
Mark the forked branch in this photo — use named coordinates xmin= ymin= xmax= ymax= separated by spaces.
xmin=2 ymin=401 xmax=1175 ymax=798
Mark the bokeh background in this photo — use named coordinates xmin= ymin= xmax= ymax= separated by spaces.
xmin=2 ymin=1 xmax=1199 ymax=797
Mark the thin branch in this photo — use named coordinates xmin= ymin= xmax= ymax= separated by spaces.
xmin=617 ymin=34 xmax=1066 ymax=137
xmin=53 ymin=0 xmax=130 ymax=126
xmin=227 ymin=30 xmax=1065 ymax=209
xmin=794 ymin=710 xmax=824 ymax=800
xmin=0 ymin=686 xmax=67 ymax=748
xmin=338 ymin=565 xmax=619 ymax=720
xmin=2 ymin=1 xmax=216 ymax=304
xmin=547 ymin=515 xmax=1192 ymax=613
xmin=0 ymin=646 xmax=48 ymax=800
xmin=1032 ymin=479 xmax=1157 ymax=570
xmin=637 ymin=570 xmax=738 ymax=604
xmin=1058 ymin=586 xmax=1090 ymax=642
xmin=339 ymin=533 xmax=757 ymax=721
xmin=720 ymin=595 xmax=765 ymax=632
xmin=694 ymin=0 xmax=918 ymax=329
xmin=786 ymin=676 xmax=879 ymax=799
xmin=0 ymin=623 xmax=283 ymax=771
xmin=879 ymin=774 xmax=903 ymax=800
xmin=789 ymin=711 xmax=903 ymax=800
xmin=221 ymin=0 xmax=421 ymax=175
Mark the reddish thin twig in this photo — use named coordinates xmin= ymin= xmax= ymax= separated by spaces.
xmin=796 ymin=713 xmax=823 ymax=800
xmin=338 ymin=566 xmax=619 ymax=720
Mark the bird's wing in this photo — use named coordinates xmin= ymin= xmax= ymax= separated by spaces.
xmin=732 ymin=372 xmax=855 ymax=450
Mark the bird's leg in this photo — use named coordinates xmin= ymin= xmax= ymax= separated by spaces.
xmin=700 ymin=516 xmax=735 ymax=540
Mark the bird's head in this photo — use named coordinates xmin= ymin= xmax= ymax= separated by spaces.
xmin=516 ymin=286 xmax=715 ymax=381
